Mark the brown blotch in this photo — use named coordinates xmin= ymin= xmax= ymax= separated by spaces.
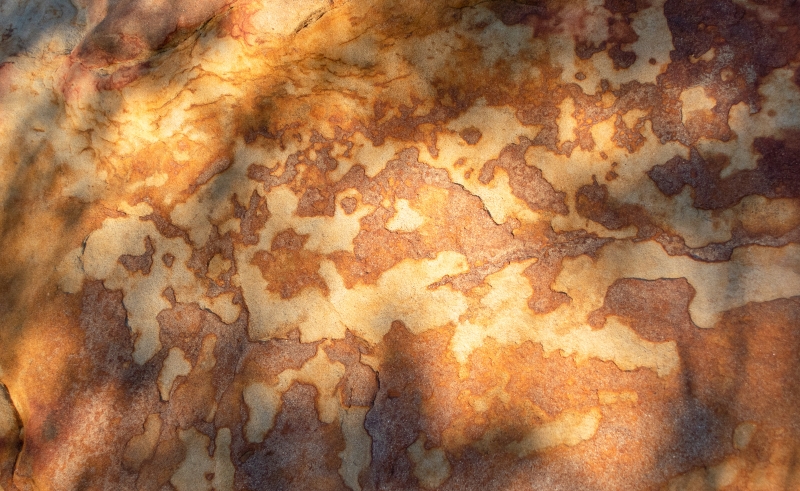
xmin=576 ymin=177 xmax=657 ymax=238
xmin=459 ymin=127 xmax=482 ymax=145
xmin=340 ymin=196 xmax=357 ymax=214
xmin=649 ymin=139 xmax=800 ymax=210
xmin=333 ymin=148 xmax=532 ymax=290
xmin=479 ymin=139 xmax=568 ymax=215
xmin=237 ymin=330 xmax=320 ymax=387
xmin=188 ymin=157 xmax=232 ymax=194
xmin=118 ymin=236 xmax=155 ymax=275
xmin=609 ymin=45 xmax=637 ymax=69
xmin=162 ymin=287 xmax=177 ymax=307
xmin=604 ymin=0 xmax=638 ymax=14
xmin=612 ymin=113 xmax=646 ymax=153
xmin=237 ymin=383 xmax=348 ymax=491
xmin=233 ymin=190 xmax=270 ymax=246
xmin=252 ymin=229 xmax=328 ymax=299
xmin=325 ymin=331 xmax=379 ymax=408
xmin=575 ymin=40 xmax=608 ymax=60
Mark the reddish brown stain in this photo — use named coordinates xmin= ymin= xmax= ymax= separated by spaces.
xmin=325 ymin=332 xmax=379 ymax=408
xmin=459 ymin=126 xmax=482 ymax=145
xmin=238 ymin=383 xmax=348 ymax=491
xmin=118 ymin=236 xmax=155 ymax=275
xmin=649 ymin=139 xmax=800 ymax=210
xmin=252 ymin=229 xmax=328 ymax=299
xmin=479 ymin=139 xmax=568 ymax=215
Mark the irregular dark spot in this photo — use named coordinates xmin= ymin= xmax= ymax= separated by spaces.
xmin=271 ymin=229 xmax=308 ymax=251
xmin=234 ymin=190 xmax=270 ymax=246
xmin=119 ymin=236 xmax=155 ymax=275
xmin=239 ymin=383 xmax=348 ymax=491
xmin=162 ymin=287 xmax=176 ymax=307
xmin=609 ymin=45 xmax=637 ymax=69
xmin=576 ymin=40 xmax=608 ymax=60
xmin=340 ymin=196 xmax=357 ymax=214
xmin=489 ymin=1 xmax=546 ymax=26
xmin=189 ymin=157 xmax=232 ymax=194
xmin=604 ymin=0 xmax=638 ymax=15
xmin=575 ymin=177 xmax=657 ymax=238
xmin=252 ymin=232 xmax=327 ymax=299
xmin=479 ymin=139 xmax=568 ymax=215
xmin=649 ymin=139 xmax=800 ymax=209
xmin=459 ymin=126 xmax=482 ymax=145
xmin=325 ymin=332 xmax=379 ymax=408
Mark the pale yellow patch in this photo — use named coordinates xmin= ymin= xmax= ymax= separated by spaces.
xmin=665 ymin=457 xmax=743 ymax=491
xmin=250 ymin=0 xmax=331 ymax=37
xmin=207 ymin=254 xmax=232 ymax=280
xmin=386 ymin=199 xmax=425 ymax=232
xmin=123 ymin=414 xmax=162 ymax=471
xmin=734 ymin=422 xmax=756 ymax=450
xmin=449 ymin=260 xmax=680 ymax=377
xmin=408 ymin=434 xmax=452 ymax=489
xmin=56 ymin=246 xmax=85 ymax=294
xmin=171 ymin=428 xmax=214 ymax=491
xmin=556 ymin=241 xmax=800 ymax=329
xmin=338 ymin=407 xmax=372 ymax=491
xmin=212 ymin=428 xmax=235 ymax=491
xmin=505 ymin=408 xmax=602 ymax=456
xmin=557 ymin=97 xmax=577 ymax=147
xmin=321 ymin=253 xmax=470 ymax=344
xmin=0 ymin=387 xmax=17 ymax=439
xmin=243 ymin=346 xmax=345 ymax=443
xmin=739 ymin=196 xmax=800 ymax=237
xmin=598 ymin=390 xmax=639 ymax=405
xmin=158 ymin=348 xmax=192 ymax=401
xmin=243 ymin=382 xmax=282 ymax=444
xmin=681 ymin=86 xmax=717 ymax=123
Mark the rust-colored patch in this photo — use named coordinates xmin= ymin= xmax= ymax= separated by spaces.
xmin=650 ymin=139 xmax=800 ymax=210
xmin=325 ymin=331 xmax=378 ymax=408
xmin=459 ymin=127 xmax=482 ymax=145
xmin=479 ymin=139 xmax=568 ymax=215
xmin=252 ymin=229 xmax=328 ymax=299
xmin=118 ymin=236 xmax=155 ymax=275
xmin=237 ymin=383 xmax=348 ymax=490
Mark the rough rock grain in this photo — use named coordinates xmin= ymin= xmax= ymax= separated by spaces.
xmin=1 ymin=0 xmax=800 ymax=489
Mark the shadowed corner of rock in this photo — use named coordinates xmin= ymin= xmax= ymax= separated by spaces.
xmin=0 ymin=382 xmax=23 ymax=490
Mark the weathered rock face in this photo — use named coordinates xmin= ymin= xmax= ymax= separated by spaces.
xmin=1 ymin=0 xmax=799 ymax=489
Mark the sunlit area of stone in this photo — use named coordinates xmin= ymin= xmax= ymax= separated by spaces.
xmin=1 ymin=0 xmax=800 ymax=489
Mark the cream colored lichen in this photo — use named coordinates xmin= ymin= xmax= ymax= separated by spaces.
xmin=158 ymin=348 xmax=192 ymax=401
xmin=503 ymin=407 xmax=602 ymax=457
xmin=171 ymin=428 xmax=215 ymax=491
xmin=450 ymin=259 xmax=681 ymax=377
xmin=338 ymin=407 xmax=372 ymax=491
xmin=386 ymin=199 xmax=426 ymax=232
xmin=243 ymin=346 xmax=345 ymax=443
xmin=408 ymin=434 xmax=452 ymax=489
xmin=734 ymin=422 xmax=756 ymax=450
xmin=123 ymin=414 xmax=162 ymax=470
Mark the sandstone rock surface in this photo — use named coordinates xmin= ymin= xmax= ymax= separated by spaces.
xmin=1 ymin=0 xmax=800 ymax=489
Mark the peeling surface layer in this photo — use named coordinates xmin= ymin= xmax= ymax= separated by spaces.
xmin=1 ymin=0 xmax=800 ymax=489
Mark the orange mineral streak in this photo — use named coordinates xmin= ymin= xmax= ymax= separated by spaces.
xmin=1 ymin=0 xmax=800 ymax=489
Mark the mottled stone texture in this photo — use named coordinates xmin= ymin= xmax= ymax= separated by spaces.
xmin=1 ymin=0 xmax=800 ymax=489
